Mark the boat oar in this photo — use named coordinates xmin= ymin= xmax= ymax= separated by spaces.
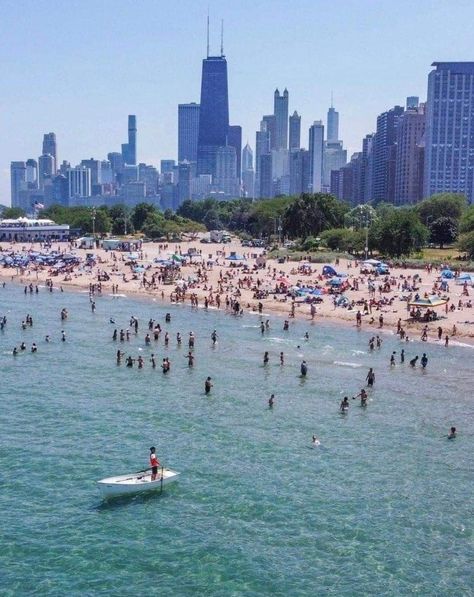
xmin=133 ymin=467 xmax=152 ymax=475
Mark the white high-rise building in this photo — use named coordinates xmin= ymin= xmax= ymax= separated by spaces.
xmin=67 ymin=166 xmax=91 ymax=198
xmin=309 ymin=121 xmax=324 ymax=193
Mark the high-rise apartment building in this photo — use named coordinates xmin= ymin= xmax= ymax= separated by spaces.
xmin=274 ymin=88 xmax=289 ymax=150
xmin=259 ymin=154 xmax=273 ymax=198
xmin=67 ymin=166 xmax=91 ymax=198
xmin=289 ymin=149 xmax=310 ymax=195
xmin=289 ymin=111 xmax=301 ymax=151
xmin=309 ymin=121 xmax=324 ymax=193
xmin=10 ymin=161 xmax=26 ymax=208
xmin=177 ymin=161 xmax=192 ymax=205
xmin=255 ymin=120 xmax=271 ymax=197
xmin=215 ymin=146 xmax=239 ymax=198
xmin=424 ymin=62 xmax=474 ymax=202
xmin=122 ymin=115 xmax=137 ymax=165
xmin=372 ymin=105 xmax=404 ymax=202
xmin=81 ymin=158 xmax=102 ymax=187
xmin=42 ymin=133 xmax=57 ymax=166
xmin=394 ymin=104 xmax=425 ymax=205
xmin=178 ymin=103 xmax=200 ymax=162
xmin=197 ymin=55 xmax=230 ymax=177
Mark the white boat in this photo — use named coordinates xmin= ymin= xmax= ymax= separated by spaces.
xmin=97 ymin=467 xmax=180 ymax=498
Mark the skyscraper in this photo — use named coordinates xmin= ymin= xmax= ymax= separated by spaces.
xmin=242 ymin=143 xmax=253 ymax=171
xmin=309 ymin=121 xmax=324 ymax=193
xmin=289 ymin=149 xmax=310 ymax=195
xmin=372 ymin=105 xmax=404 ymax=202
xmin=255 ymin=120 xmax=271 ymax=198
xmin=42 ymin=133 xmax=57 ymax=166
xmin=227 ymin=125 xmax=242 ymax=182
xmin=26 ymin=159 xmax=38 ymax=189
xmin=197 ymin=55 xmax=229 ymax=177
xmin=424 ymin=62 xmax=474 ymax=202
xmin=177 ymin=161 xmax=192 ymax=205
xmin=81 ymin=158 xmax=102 ymax=187
xmin=122 ymin=115 xmax=137 ymax=165
xmin=394 ymin=104 xmax=426 ymax=205
xmin=274 ymin=88 xmax=289 ymax=150
xmin=327 ymin=106 xmax=339 ymax=143
xmin=262 ymin=115 xmax=277 ymax=150
xmin=215 ymin=146 xmax=239 ymax=198
xmin=178 ymin=103 xmax=200 ymax=162
xmin=67 ymin=166 xmax=91 ymax=198
xmin=10 ymin=161 xmax=26 ymax=208
xmin=289 ymin=111 xmax=301 ymax=151
xmin=38 ymin=154 xmax=55 ymax=189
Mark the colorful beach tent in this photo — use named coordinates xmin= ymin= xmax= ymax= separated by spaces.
xmin=322 ymin=265 xmax=337 ymax=276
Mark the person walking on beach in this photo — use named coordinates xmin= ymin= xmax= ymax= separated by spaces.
xmin=205 ymin=376 xmax=213 ymax=394
xmin=366 ymin=368 xmax=375 ymax=387
xmin=150 ymin=447 xmax=160 ymax=481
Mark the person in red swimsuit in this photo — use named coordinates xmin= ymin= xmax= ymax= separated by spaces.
xmin=149 ymin=446 xmax=160 ymax=480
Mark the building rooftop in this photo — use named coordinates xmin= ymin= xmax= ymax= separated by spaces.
xmin=432 ymin=62 xmax=474 ymax=74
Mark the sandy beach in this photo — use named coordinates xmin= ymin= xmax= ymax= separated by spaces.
xmin=1 ymin=237 xmax=473 ymax=346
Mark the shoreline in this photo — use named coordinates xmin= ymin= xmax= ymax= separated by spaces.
xmin=1 ymin=238 xmax=474 ymax=347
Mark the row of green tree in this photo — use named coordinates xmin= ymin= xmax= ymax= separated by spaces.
xmin=177 ymin=192 xmax=474 ymax=257
xmin=3 ymin=192 xmax=474 ymax=257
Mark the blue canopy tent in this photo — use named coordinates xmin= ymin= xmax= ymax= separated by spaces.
xmin=441 ymin=269 xmax=454 ymax=279
xmin=329 ymin=276 xmax=343 ymax=286
xmin=322 ymin=265 xmax=337 ymax=277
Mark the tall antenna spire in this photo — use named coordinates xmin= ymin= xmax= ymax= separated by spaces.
xmin=220 ymin=19 xmax=224 ymax=56
xmin=331 ymin=90 xmax=334 ymax=108
xmin=207 ymin=10 xmax=210 ymax=58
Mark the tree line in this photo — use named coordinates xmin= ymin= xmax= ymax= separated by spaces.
xmin=2 ymin=192 xmax=474 ymax=258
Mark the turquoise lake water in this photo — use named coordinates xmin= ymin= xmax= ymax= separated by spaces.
xmin=0 ymin=283 xmax=473 ymax=596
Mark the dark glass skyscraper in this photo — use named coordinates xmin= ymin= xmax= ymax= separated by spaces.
xmin=197 ymin=56 xmax=229 ymax=177
xmin=122 ymin=115 xmax=137 ymax=165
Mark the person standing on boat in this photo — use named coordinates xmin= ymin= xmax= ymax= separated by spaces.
xmin=150 ymin=447 xmax=160 ymax=481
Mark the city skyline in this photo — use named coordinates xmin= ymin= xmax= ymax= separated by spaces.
xmin=3 ymin=0 xmax=474 ymax=202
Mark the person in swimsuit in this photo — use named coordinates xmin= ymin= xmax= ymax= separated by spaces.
xmin=205 ymin=376 xmax=213 ymax=394
xmin=366 ymin=368 xmax=375 ymax=387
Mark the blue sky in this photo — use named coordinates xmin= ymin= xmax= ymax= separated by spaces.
xmin=2 ymin=0 xmax=474 ymax=203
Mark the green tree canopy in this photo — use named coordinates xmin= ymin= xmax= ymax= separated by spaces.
xmin=131 ymin=203 xmax=156 ymax=231
xmin=429 ymin=216 xmax=458 ymax=248
xmin=371 ymin=209 xmax=428 ymax=257
xmin=417 ymin=193 xmax=467 ymax=226
xmin=459 ymin=205 xmax=474 ymax=234
xmin=457 ymin=230 xmax=474 ymax=259
xmin=283 ymin=193 xmax=349 ymax=239
xmin=1 ymin=207 xmax=26 ymax=219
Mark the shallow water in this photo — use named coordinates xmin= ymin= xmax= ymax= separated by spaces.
xmin=1 ymin=283 xmax=473 ymax=595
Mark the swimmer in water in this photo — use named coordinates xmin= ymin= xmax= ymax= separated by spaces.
xmin=447 ymin=426 xmax=456 ymax=439
xmin=186 ymin=352 xmax=194 ymax=367
xmin=150 ymin=354 xmax=156 ymax=368
xmin=205 ymin=376 xmax=213 ymax=394
xmin=421 ymin=353 xmax=428 ymax=369
xmin=45 ymin=335 xmax=50 ymax=343
xmin=13 ymin=347 xmax=18 ymax=356
xmin=410 ymin=356 xmax=418 ymax=367
xmin=280 ymin=352 xmax=284 ymax=365
xmin=300 ymin=360 xmax=308 ymax=377
xmin=312 ymin=435 xmax=320 ymax=446
xmin=400 ymin=349 xmax=405 ymax=364
xmin=366 ymin=368 xmax=375 ymax=387
xmin=390 ymin=351 xmax=396 ymax=366
xmin=355 ymin=388 xmax=368 ymax=407
xmin=31 ymin=343 xmax=37 ymax=353
xmin=268 ymin=394 xmax=274 ymax=408
xmin=263 ymin=351 xmax=269 ymax=365
xmin=304 ymin=332 xmax=309 ymax=340
xmin=340 ymin=396 xmax=350 ymax=412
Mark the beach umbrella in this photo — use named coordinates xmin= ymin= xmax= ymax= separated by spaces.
xmin=329 ymin=276 xmax=343 ymax=286
xmin=408 ymin=295 xmax=448 ymax=308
